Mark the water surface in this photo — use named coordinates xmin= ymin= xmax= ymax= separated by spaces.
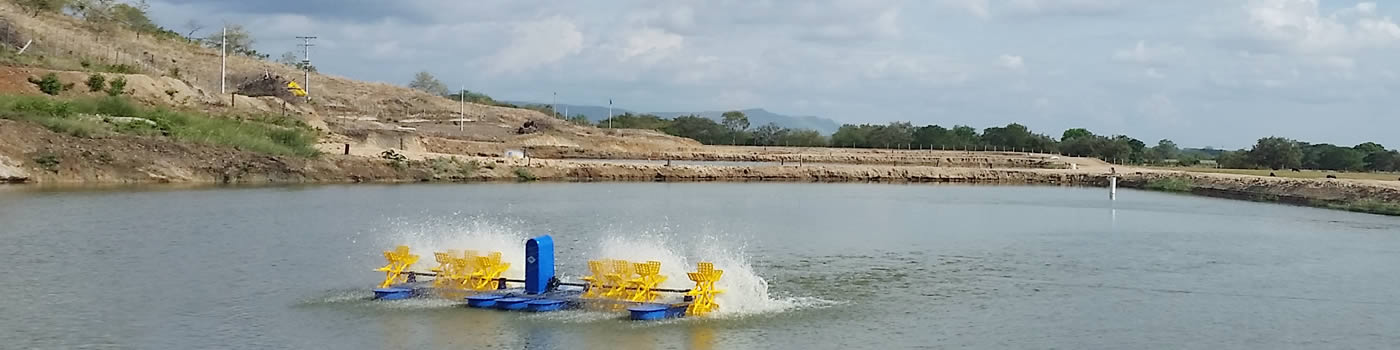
xmin=2 ymin=183 xmax=1398 ymax=349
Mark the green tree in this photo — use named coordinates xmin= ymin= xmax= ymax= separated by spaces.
xmin=599 ymin=113 xmax=670 ymax=130
xmin=913 ymin=125 xmax=950 ymax=147
xmin=1177 ymin=153 xmax=1201 ymax=167
xmin=830 ymin=124 xmax=874 ymax=148
xmin=1217 ymin=150 xmax=1254 ymax=169
xmin=1153 ymin=139 xmax=1180 ymax=160
xmin=778 ymin=129 xmax=826 ymax=147
xmin=662 ymin=115 xmax=726 ymax=144
xmin=981 ymin=123 xmax=1033 ymax=150
xmin=1364 ymin=151 xmax=1400 ymax=172
xmin=445 ymin=90 xmax=497 ymax=105
xmin=751 ymin=123 xmax=788 ymax=146
xmin=111 ymin=1 xmax=158 ymax=34
xmin=721 ymin=111 xmax=749 ymax=145
xmin=1247 ymin=137 xmax=1303 ymax=170
xmin=565 ymin=114 xmax=591 ymax=126
xmin=17 ymin=0 xmax=70 ymax=16
xmin=1062 ymin=128 xmax=1094 ymax=142
xmin=202 ymin=24 xmax=265 ymax=58
xmin=870 ymin=122 xmax=915 ymax=148
xmin=1314 ymin=145 xmax=1365 ymax=171
xmin=407 ymin=71 xmax=449 ymax=96
xmin=949 ymin=126 xmax=981 ymax=148
xmin=1354 ymin=142 xmax=1387 ymax=155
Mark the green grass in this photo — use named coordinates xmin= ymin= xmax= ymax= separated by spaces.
xmin=0 ymin=95 xmax=319 ymax=157
xmin=1324 ymin=199 xmax=1400 ymax=216
xmin=1144 ymin=177 xmax=1193 ymax=193
xmin=1164 ymin=166 xmax=1400 ymax=181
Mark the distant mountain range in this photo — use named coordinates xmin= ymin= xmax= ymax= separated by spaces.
xmin=510 ymin=102 xmax=842 ymax=135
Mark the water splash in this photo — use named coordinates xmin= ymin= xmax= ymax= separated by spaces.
xmin=595 ymin=234 xmax=830 ymax=318
xmin=376 ymin=217 xmax=527 ymax=280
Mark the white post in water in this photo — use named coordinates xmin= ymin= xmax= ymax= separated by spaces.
xmin=1109 ymin=176 xmax=1118 ymax=200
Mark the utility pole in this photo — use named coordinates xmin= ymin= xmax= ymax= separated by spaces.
xmin=296 ymin=36 xmax=317 ymax=102
xmin=459 ymin=86 xmax=465 ymax=132
xmin=607 ymin=99 xmax=612 ymax=128
xmin=552 ymin=92 xmax=558 ymax=119
xmin=220 ymin=26 xmax=226 ymax=94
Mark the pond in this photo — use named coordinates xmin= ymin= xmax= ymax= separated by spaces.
xmin=2 ymin=183 xmax=1398 ymax=349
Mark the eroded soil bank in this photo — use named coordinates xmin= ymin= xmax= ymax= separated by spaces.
xmin=4 ymin=119 xmax=1398 ymax=215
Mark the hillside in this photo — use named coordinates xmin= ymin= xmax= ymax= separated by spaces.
xmin=0 ymin=2 xmax=701 ymax=157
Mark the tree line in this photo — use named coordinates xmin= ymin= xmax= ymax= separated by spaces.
xmin=1216 ymin=137 xmax=1399 ymax=172
xmin=404 ymin=69 xmax=1400 ymax=172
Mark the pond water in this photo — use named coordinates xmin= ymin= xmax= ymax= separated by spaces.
xmin=2 ymin=183 xmax=1398 ymax=349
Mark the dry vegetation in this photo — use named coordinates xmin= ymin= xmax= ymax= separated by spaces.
xmin=0 ymin=0 xmax=699 ymax=158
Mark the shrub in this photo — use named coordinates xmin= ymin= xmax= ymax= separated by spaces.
xmin=105 ymin=76 xmax=127 ymax=96
xmin=165 ymin=89 xmax=178 ymax=98
xmin=514 ymin=167 xmax=537 ymax=182
xmin=460 ymin=159 xmax=479 ymax=176
xmin=33 ymin=153 xmax=61 ymax=172
xmin=28 ymin=73 xmax=69 ymax=95
xmin=85 ymin=74 xmax=106 ymax=92
xmin=103 ymin=64 xmax=138 ymax=74
xmin=1145 ymin=177 xmax=1193 ymax=193
xmin=380 ymin=149 xmax=407 ymax=162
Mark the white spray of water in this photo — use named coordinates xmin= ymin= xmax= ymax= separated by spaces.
xmin=376 ymin=217 xmax=528 ymax=280
xmin=595 ymin=234 xmax=829 ymax=318
xmin=597 ymin=235 xmax=695 ymax=290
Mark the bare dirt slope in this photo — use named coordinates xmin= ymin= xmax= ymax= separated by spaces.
xmin=0 ymin=3 xmax=699 ymax=155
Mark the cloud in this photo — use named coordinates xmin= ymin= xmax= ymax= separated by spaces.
xmin=141 ymin=0 xmax=1400 ymax=147
xmin=488 ymin=16 xmax=584 ymax=74
xmin=1136 ymin=93 xmax=1183 ymax=126
xmin=1006 ymin=0 xmax=1124 ymax=17
xmin=1237 ymin=0 xmax=1400 ymax=53
xmin=1144 ymin=68 xmax=1166 ymax=79
xmin=864 ymin=54 xmax=971 ymax=85
xmin=942 ymin=0 xmax=990 ymax=18
xmin=998 ymin=54 xmax=1026 ymax=70
xmin=1112 ymin=40 xmax=1185 ymax=66
xmin=621 ymin=28 xmax=684 ymax=64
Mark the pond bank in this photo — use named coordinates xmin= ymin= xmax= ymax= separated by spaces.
xmin=5 ymin=118 xmax=1399 ymax=215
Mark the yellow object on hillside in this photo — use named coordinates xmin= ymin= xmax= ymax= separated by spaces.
xmin=286 ymin=81 xmax=307 ymax=97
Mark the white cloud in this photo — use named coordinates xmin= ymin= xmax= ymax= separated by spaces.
xmin=488 ymin=16 xmax=584 ymax=74
xmin=621 ymin=28 xmax=684 ymax=65
xmin=1241 ymin=0 xmax=1400 ymax=53
xmin=1112 ymin=40 xmax=1185 ymax=66
xmin=864 ymin=54 xmax=971 ymax=85
xmin=1144 ymin=68 xmax=1166 ymax=79
xmin=942 ymin=0 xmax=990 ymax=18
xmin=1007 ymin=0 xmax=1123 ymax=17
xmin=998 ymin=54 xmax=1026 ymax=70
xmin=1136 ymin=93 xmax=1182 ymax=125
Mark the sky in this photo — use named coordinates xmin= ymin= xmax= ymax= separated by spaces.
xmin=146 ymin=0 xmax=1400 ymax=149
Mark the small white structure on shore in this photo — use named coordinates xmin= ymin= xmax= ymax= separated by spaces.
xmin=504 ymin=149 xmax=526 ymax=159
